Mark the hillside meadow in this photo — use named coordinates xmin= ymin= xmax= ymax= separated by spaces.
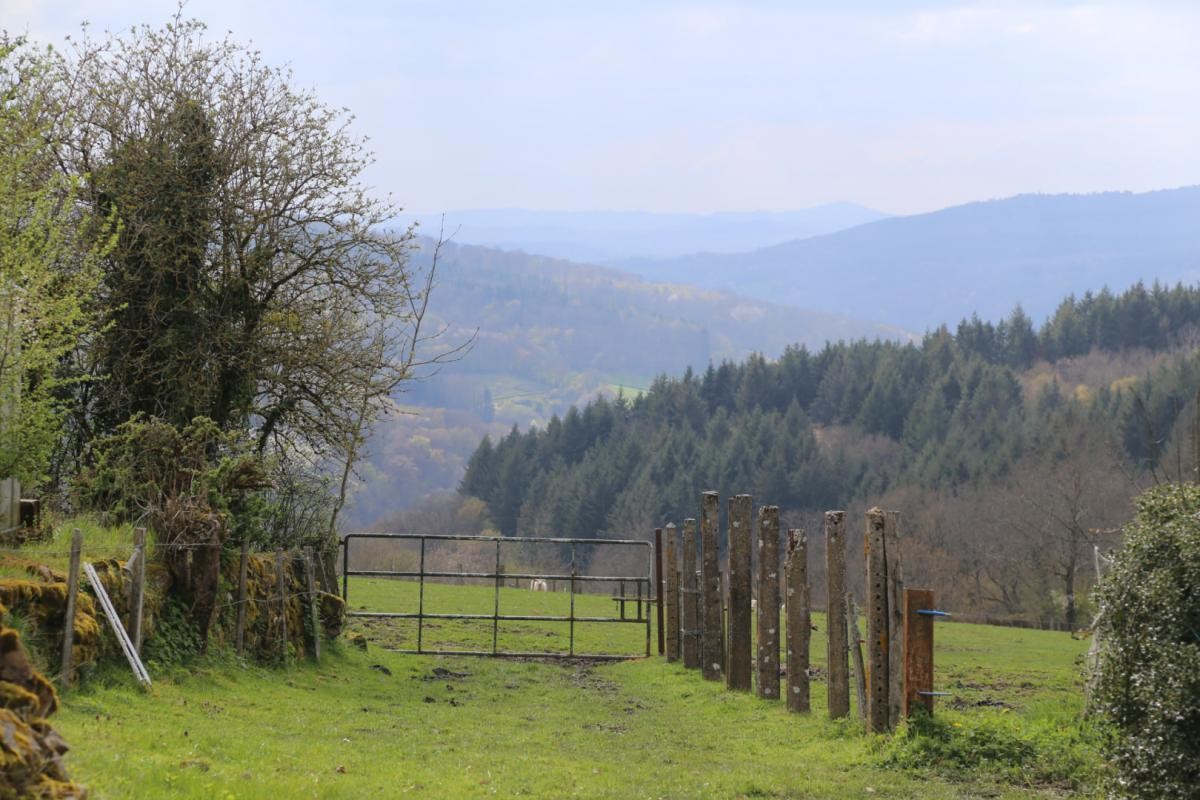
xmin=56 ymin=579 xmax=1100 ymax=799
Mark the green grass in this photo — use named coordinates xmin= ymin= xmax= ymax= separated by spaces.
xmin=345 ymin=577 xmax=651 ymax=656
xmin=0 ymin=516 xmax=138 ymax=579
xmin=53 ymin=580 xmax=1100 ymax=799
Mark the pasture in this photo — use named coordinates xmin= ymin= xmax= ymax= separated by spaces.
xmin=55 ymin=579 xmax=1100 ymax=798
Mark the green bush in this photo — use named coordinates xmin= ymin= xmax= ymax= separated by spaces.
xmin=1092 ymin=483 xmax=1200 ymax=799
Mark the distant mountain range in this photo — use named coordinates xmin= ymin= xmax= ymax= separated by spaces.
xmin=623 ymin=187 xmax=1200 ymax=330
xmin=405 ymin=204 xmax=888 ymax=264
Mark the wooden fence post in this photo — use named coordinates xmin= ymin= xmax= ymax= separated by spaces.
xmin=785 ymin=528 xmax=810 ymax=712
xmin=865 ymin=507 xmax=890 ymax=733
xmin=756 ymin=505 xmax=781 ymax=700
xmin=903 ymin=588 xmax=935 ymax=717
xmin=848 ymin=593 xmax=868 ymax=721
xmin=727 ymin=494 xmax=753 ymax=691
xmin=885 ymin=510 xmax=905 ymax=730
xmin=825 ymin=511 xmax=849 ymax=718
xmin=665 ymin=523 xmax=680 ymax=662
xmin=275 ymin=549 xmax=289 ymax=663
xmin=60 ymin=529 xmax=83 ymax=687
xmin=655 ymin=527 xmax=665 ymax=655
xmin=236 ymin=540 xmax=250 ymax=656
xmin=304 ymin=546 xmax=321 ymax=662
xmin=700 ymin=491 xmax=723 ymax=682
xmin=128 ymin=527 xmax=146 ymax=654
xmin=681 ymin=517 xmax=701 ymax=669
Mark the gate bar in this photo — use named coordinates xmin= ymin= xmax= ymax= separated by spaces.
xmin=344 ymin=569 xmax=647 ymax=583
xmin=342 ymin=533 xmax=653 ymax=659
xmin=417 ymin=538 xmax=426 ymax=652
xmin=492 ymin=539 xmax=501 ymax=654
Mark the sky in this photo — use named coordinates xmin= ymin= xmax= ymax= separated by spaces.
xmin=6 ymin=1 xmax=1200 ymax=215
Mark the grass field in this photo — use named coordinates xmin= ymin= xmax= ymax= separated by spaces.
xmin=53 ymin=579 xmax=1101 ymax=799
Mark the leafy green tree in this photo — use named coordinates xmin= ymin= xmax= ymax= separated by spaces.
xmin=34 ymin=18 xmax=454 ymax=506
xmin=0 ymin=40 xmax=105 ymax=487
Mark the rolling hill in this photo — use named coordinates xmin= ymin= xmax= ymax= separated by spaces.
xmin=405 ymin=204 xmax=888 ymax=264
xmin=622 ymin=186 xmax=1200 ymax=330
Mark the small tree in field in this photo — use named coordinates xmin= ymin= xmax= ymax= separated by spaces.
xmin=1092 ymin=483 xmax=1200 ymax=799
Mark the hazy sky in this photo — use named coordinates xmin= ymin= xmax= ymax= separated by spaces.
xmin=7 ymin=1 xmax=1200 ymax=215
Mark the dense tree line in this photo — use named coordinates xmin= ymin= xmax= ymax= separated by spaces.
xmin=0 ymin=19 xmax=445 ymax=564
xmin=461 ymin=281 xmax=1200 ymax=623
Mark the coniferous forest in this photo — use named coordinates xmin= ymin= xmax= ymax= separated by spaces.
xmin=462 ymin=281 xmax=1200 ymax=626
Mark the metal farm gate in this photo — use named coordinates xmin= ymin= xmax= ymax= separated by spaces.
xmin=341 ymin=533 xmax=654 ymax=659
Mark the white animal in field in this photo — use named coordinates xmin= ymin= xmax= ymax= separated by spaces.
xmin=530 ymin=578 xmax=549 ymax=591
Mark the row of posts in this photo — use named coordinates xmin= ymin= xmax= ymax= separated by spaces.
xmin=657 ymin=493 xmax=938 ymax=731
xmin=59 ymin=530 xmax=325 ymax=687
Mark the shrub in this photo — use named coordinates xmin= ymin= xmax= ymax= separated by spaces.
xmin=1092 ymin=483 xmax=1200 ymax=799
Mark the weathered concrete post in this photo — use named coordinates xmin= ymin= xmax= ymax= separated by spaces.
xmin=681 ymin=517 xmax=701 ymax=669
xmin=885 ymin=510 xmax=905 ymax=730
xmin=825 ymin=511 xmax=849 ymax=718
xmin=700 ymin=491 xmax=723 ymax=682
xmin=785 ymin=528 xmax=810 ymax=712
xmin=756 ymin=505 xmax=781 ymax=699
xmin=903 ymin=588 xmax=936 ymax=717
xmin=865 ymin=507 xmax=890 ymax=733
xmin=665 ymin=523 xmax=680 ymax=662
xmin=726 ymin=494 xmax=753 ymax=691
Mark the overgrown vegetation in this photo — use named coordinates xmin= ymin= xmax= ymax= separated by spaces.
xmin=1091 ymin=483 xmax=1200 ymax=799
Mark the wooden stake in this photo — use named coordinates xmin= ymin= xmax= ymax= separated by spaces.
xmin=681 ymin=517 xmax=701 ymax=669
xmin=726 ymin=494 xmax=753 ymax=691
xmin=275 ymin=549 xmax=289 ymax=663
xmin=865 ymin=507 xmax=890 ymax=733
xmin=700 ymin=491 xmax=723 ymax=682
xmin=60 ymin=529 xmax=83 ymax=687
xmin=128 ymin=527 xmax=146 ymax=654
xmin=903 ymin=588 xmax=935 ymax=717
xmin=785 ymin=529 xmax=810 ymax=713
xmin=756 ymin=505 xmax=781 ymax=700
xmin=665 ymin=523 xmax=680 ymax=662
xmin=304 ymin=546 xmax=322 ymax=661
xmin=825 ymin=511 xmax=849 ymax=719
xmin=655 ymin=528 xmax=665 ymax=656
xmin=236 ymin=540 xmax=250 ymax=656
xmin=848 ymin=593 xmax=868 ymax=721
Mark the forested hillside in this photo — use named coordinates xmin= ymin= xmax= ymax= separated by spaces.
xmin=626 ymin=187 xmax=1200 ymax=330
xmin=345 ymin=239 xmax=906 ymax=524
xmin=461 ymin=281 xmax=1200 ymax=626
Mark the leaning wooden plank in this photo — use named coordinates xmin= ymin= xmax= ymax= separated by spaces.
xmin=83 ymin=562 xmax=151 ymax=687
